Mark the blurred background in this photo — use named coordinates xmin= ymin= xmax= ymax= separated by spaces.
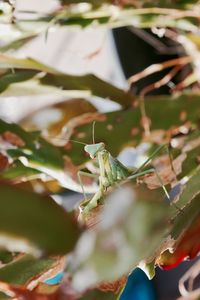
xmin=0 ymin=0 xmax=197 ymax=299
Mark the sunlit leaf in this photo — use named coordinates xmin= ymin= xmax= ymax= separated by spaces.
xmin=0 ymin=54 xmax=134 ymax=106
xmin=20 ymin=98 xmax=97 ymax=141
xmin=0 ymin=119 xmax=97 ymax=193
xmin=0 ymin=119 xmax=64 ymax=170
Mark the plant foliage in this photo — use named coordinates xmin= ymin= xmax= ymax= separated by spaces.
xmin=0 ymin=0 xmax=200 ymax=299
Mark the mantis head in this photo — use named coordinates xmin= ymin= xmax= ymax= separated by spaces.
xmin=84 ymin=142 xmax=105 ymax=159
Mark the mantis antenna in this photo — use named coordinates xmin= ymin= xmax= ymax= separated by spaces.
xmin=44 ymin=134 xmax=87 ymax=145
xmin=69 ymin=139 xmax=87 ymax=146
xmin=92 ymin=121 xmax=96 ymax=144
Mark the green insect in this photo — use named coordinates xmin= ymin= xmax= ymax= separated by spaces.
xmin=78 ymin=140 xmax=170 ymax=218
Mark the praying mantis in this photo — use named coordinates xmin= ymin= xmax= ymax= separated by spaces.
xmin=78 ymin=137 xmax=171 ymax=218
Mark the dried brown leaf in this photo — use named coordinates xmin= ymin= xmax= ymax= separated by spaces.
xmin=64 ymin=156 xmax=94 ymax=186
xmin=2 ymin=131 xmax=25 ymax=147
xmin=84 ymin=205 xmax=104 ymax=229
xmin=63 ymin=112 xmax=107 ymax=144
xmin=183 ymin=136 xmax=200 ymax=153
xmin=98 ymin=275 xmax=127 ymax=294
xmin=143 ymin=129 xmax=167 ymax=144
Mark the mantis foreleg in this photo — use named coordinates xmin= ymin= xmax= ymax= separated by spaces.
xmin=77 ymin=170 xmax=98 ymax=202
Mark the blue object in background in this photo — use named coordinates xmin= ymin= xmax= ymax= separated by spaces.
xmin=120 ymin=268 xmax=156 ymax=300
xmin=45 ymin=272 xmax=64 ymax=285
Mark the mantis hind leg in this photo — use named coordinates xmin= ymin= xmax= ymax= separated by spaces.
xmin=128 ymin=168 xmax=170 ymax=200
xmin=128 ymin=166 xmax=182 ymax=212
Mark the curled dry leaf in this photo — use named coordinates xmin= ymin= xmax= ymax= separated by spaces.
xmin=166 ymin=122 xmax=192 ymax=140
xmin=144 ymin=123 xmax=192 ymax=146
xmin=2 ymin=131 xmax=25 ymax=147
xmin=11 ymin=280 xmax=94 ymax=300
xmin=138 ymin=153 xmax=186 ymax=189
xmin=98 ymin=275 xmax=127 ymax=294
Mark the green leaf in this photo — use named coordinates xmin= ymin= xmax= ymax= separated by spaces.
xmin=0 ymin=292 xmax=10 ymax=300
xmin=0 ymin=71 xmax=37 ymax=93
xmin=171 ymin=194 xmax=200 ymax=241
xmin=2 ymin=161 xmax=40 ymax=180
xmin=178 ymin=130 xmax=200 ymax=178
xmin=40 ymin=73 xmax=133 ymax=107
xmin=0 ymin=251 xmax=17 ymax=264
xmin=0 ymin=54 xmax=56 ymax=73
xmin=0 ymin=78 xmax=90 ymax=97
xmin=0 ymin=183 xmax=79 ymax=255
xmin=169 ymin=164 xmax=200 ymax=238
xmin=81 ymin=289 xmax=120 ymax=300
xmin=0 ymin=254 xmax=56 ymax=286
xmin=171 ymin=165 xmax=200 ymax=219
xmin=0 ymin=119 xmax=64 ymax=170
xmin=0 ymin=35 xmax=37 ymax=53
xmin=21 ymin=3 xmax=199 ymax=31
xmin=157 ymin=170 xmax=200 ymax=268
